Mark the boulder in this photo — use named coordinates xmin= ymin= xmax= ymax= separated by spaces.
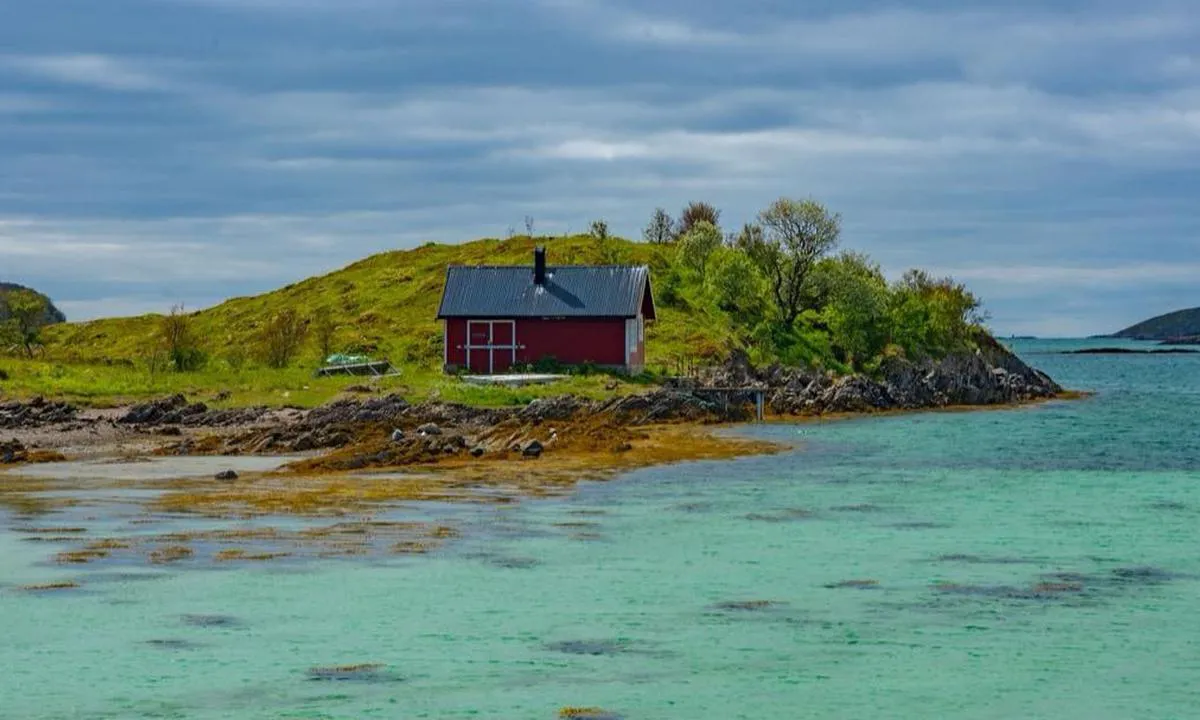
xmin=390 ymin=428 xmax=405 ymax=443
xmin=522 ymin=440 xmax=544 ymax=458
xmin=417 ymin=423 xmax=441 ymax=436
xmin=0 ymin=439 xmax=24 ymax=464
xmin=215 ymin=470 xmax=239 ymax=481
xmin=469 ymin=446 xmax=486 ymax=458
xmin=0 ymin=399 xmax=80 ymax=429
xmin=118 ymin=394 xmax=188 ymax=425
xmin=698 ymin=348 xmax=762 ymax=388
xmin=520 ymin=395 xmax=585 ymax=422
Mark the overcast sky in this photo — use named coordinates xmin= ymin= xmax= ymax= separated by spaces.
xmin=2 ymin=0 xmax=1198 ymax=336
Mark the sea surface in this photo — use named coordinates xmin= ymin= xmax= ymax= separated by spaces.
xmin=2 ymin=339 xmax=1199 ymax=719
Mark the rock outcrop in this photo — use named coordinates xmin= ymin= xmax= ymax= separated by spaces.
xmin=117 ymin=394 xmax=271 ymax=427
xmin=0 ymin=398 xmax=78 ymax=429
xmin=710 ymin=339 xmax=1063 ymax=416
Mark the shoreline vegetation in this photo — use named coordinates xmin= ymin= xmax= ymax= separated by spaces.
xmin=1 ymin=199 xmax=1070 ymax=552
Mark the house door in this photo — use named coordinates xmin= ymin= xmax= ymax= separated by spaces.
xmin=466 ymin=320 xmax=517 ymax=374
xmin=491 ymin=322 xmax=515 ymax=373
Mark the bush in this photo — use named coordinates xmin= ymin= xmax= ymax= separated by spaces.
xmin=159 ymin=305 xmax=206 ymax=372
xmin=889 ymin=269 xmax=984 ymax=358
xmin=531 ymin=355 xmax=567 ymax=374
xmin=257 ymin=309 xmax=308 ymax=369
xmin=312 ymin=308 xmax=337 ymax=359
xmin=706 ymin=247 xmax=767 ymax=318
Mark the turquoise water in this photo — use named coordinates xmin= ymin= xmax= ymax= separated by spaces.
xmin=2 ymin=339 xmax=1200 ymax=719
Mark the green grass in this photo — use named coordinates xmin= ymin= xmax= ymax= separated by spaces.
xmin=37 ymin=235 xmax=737 ymax=371
xmin=0 ymin=357 xmax=649 ymax=409
xmin=0 ymin=234 xmax=738 ymax=407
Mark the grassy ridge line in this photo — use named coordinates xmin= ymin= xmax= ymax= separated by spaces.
xmin=40 ymin=235 xmax=736 ymax=368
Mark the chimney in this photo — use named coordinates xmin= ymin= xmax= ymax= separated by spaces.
xmin=533 ymin=246 xmax=547 ymax=285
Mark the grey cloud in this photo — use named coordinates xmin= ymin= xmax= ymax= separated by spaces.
xmin=0 ymin=0 xmax=1198 ymax=336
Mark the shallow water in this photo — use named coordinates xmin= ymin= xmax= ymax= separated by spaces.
xmin=2 ymin=340 xmax=1199 ymax=719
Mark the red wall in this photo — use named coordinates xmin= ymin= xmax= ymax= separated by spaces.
xmin=444 ymin=318 xmax=629 ymax=371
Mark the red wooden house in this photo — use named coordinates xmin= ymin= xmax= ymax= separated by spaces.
xmin=437 ymin=247 xmax=655 ymax=374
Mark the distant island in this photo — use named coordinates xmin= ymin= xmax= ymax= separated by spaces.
xmin=1110 ymin=307 xmax=1200 ymax=344
xmin=1064 ymin=347 xmax=1199 ymax=355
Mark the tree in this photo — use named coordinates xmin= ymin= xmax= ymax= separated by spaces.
xmin=588 ymin=219 xmax=609 ymax=241
xmin=0 ymin=289 xmax=48 ymax=358
xmin=742 ymin=197 xmax=841 ymax=325
xmin=813 ymin=252 xmax=891 ymax=368
xmin=890 ymin=269 xmax=985 ymax=357
xmin=732 ymin=222 xmax=764 ymax=250
xmin=312 ymin=308 xmax=337 ymax=360
xmin=676 ymin=220 xmax=723 ymax=275
xmin=706 ymin=247 xmax=767 ymax=317
xmin=677 ymin=201 xmax=721 ymax=238
xmin=159 ymin=304 xmax=205 ymax=371
xmin=642 ymin=208 xmax=676 ymax=245
xmin=258 ymin=308 xmax=308 ymax=369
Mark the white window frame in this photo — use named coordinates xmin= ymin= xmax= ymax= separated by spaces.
xmin=465 ymin=320 xmax=517 ymax=374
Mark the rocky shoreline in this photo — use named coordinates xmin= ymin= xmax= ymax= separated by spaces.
xmin=1 ymin=341 xmax=1063 ymax=469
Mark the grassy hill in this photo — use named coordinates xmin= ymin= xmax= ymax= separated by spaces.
xmin=40 ymin=235 xmax=735 ymax=369
xmin=1112 ymin=307 xmax=1200 ymax=341
xmin=0 ymin=235 xmax=748 ymax=407
xmin=2 ymin=224 xmax=996 ymax=408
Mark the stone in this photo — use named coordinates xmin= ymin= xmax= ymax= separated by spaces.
xmin=0 ymin=399 xmax=80 ymax=429
xmin=469 ymin=446 xmax=486 ymax=458
xmin=215 ymin=470 xmax=239 ymax=481
xmin=390 ymin=428 xmax=405 ymax=443
xmin=417 ymin=423 xmax=441 ymax=436
xmin=522 ymin=440 xmax=544 ymax=458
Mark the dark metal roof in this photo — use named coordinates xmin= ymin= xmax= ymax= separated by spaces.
xmin=437 ymin=264 xmax=654 ymax=319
